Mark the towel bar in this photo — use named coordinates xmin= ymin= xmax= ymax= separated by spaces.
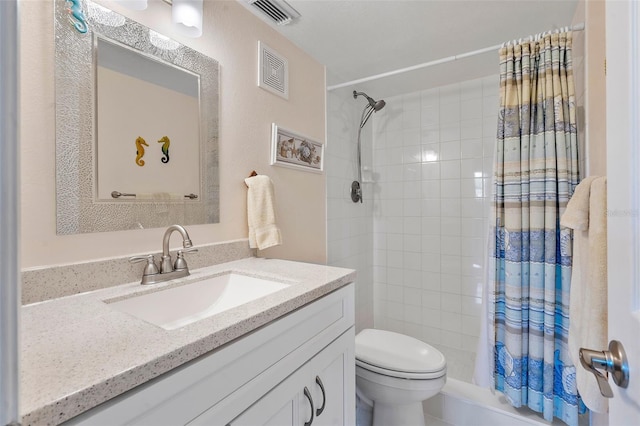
xmin=111 ymin=191 xmax=198 ymax=199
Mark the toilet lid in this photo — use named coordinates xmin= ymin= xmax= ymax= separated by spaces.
xmin=355 ymin=329 xmax=446 ymax=374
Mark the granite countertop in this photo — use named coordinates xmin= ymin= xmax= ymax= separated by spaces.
xmin=21 ymin=257 xmax=356 ymax=426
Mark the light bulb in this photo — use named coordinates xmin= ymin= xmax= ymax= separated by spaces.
xmin=172 ymin=0 xmax=203 ymax=38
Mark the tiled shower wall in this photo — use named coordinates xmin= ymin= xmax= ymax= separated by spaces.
xmin=326 ymin=90 xmax=374 ymax=332
xmin=372 ymin=75 xmax=499 ymax=382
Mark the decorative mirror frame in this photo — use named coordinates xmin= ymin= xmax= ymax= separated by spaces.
xmin=55 ymin=0 xmax=219 ymax=234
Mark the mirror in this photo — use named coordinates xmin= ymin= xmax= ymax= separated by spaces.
xmin=55 ymin=0 xmax=219 ymax=234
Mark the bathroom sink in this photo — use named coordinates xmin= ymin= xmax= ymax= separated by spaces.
xmin=108 ymin=273 xmax=290 ymax=330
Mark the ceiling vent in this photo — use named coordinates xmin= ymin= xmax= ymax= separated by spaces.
xmin=258 ymin=41 xmax=289 ymax=99
xmin=247 ymin=0 xmax=300 ymax=26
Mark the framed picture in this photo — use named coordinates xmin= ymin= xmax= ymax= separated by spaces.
xmin=270 ymin=124 xmax=324 ymax=173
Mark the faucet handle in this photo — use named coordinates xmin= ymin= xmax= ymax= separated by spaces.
xmin=129 ymin=254 xmax=160 ymax=276
xmin=174 ymin=248 xmax=198 ymax=271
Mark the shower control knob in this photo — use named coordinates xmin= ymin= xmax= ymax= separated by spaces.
xmin=351 ymin=181 xmax=362 ymax=203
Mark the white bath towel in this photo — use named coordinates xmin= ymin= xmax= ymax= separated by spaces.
xmin=244 ymin=175 xmax=282 ymax=250
xmin=560 ymin=176 xmax=608 ymax=413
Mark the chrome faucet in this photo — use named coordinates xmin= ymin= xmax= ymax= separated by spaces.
xmin=130 ymin=224 xmax=198 ymax=285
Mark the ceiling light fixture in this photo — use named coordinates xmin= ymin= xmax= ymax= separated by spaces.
xmin=172 ymin=0 xmax=203 ymax=38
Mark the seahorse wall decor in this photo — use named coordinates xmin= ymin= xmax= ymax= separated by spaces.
xmin=158 ymin=136 xmax=170 ymax=163
xmin=135 ymin=136 xmax=148 ymax=166
xmin=65 ymin=0 xmax=88 ymax=34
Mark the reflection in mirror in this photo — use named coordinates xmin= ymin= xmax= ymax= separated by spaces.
xmin=95 ymin=37 xmax=201 ymax=200
xmin=55 ymin=0 xmax=219 ymax=234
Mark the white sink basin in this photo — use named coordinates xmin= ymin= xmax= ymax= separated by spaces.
xmin=108 ymin=273 xmax=290 ymax=330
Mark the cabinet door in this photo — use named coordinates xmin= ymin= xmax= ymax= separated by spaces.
xmin=309 ymin=328 xmax=355 ymax=426
xmin=227 ymin=363 xmax=306 ymax=426
xmin=217 ymin=328 xmax=355 ymax=426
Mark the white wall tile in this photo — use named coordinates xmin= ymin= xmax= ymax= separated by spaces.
xmin=403 ymin=252 xmax=422 ymax=270
xmin=403 ymin=234 xmax=421 ymax=252
xmin=362 ymin=75 xmax=498 ymax=381
xmin=441 ymin=236 xmax=461 ymax=256
xmin=422 ymin=198 xmax=441 ymax=217
xmin=440 ymin=101 xmax=461 ymax=124
xmin=441 ymin=293 xmax=462 ymax=313
xmin=422 ymin=162 xmax=440 ymax=180
xmin=405 ymin=305 xmax=423 ymax=324
xmin=440 ymin=141 xmax=461 ymax=161
xmin=404 ymin=128 xmax=421 ymax=146
xmin=422 ymin=217 xmax=441 ymax=235
xmin=421 ymin=252 xmax=441 ymax=273
xmin=461 ymin=119 xmax=483 ymax=140
xmin=404 ymin=287 xmax=423 ymax=306
xmin=387 ymin=284 xmax=404 ymax=303
xmin=461 ymin=295 xmax=482 ymax=317
xmin=461 ymin=98 xmax=483 ymax=121
xmin=421 ymin=143 xmax=440 ymax=162
xmin=441 ymin=217 xmax=461 ymax=236
xmin=421 ymin=272 xmax=441 ymax=292
xmin=404 ymin=268 xmax=422 ymax=288
xmin=461 ymin=314 xmax=480 ymax=337
xmin=422 ymin=290 xmax=441 ymax=309
xmin=421 ymin=127 xmax=440 ymax=144
xmin=440 ymin=312 xmax=462 ymax=333
xmin=461 ymin=138 xmax=483 ymax=159
xmin=441 ymin=255 xmax=461 ymax=275
xmin=387 ymin=251 xmax=403 ymax=268
xmin=403 ymin=163 xmax=421 ymax=180
xmin=421 ymin=180 xmax=441 ymax=198
xmin=403 ymin=181 xmax=422 ymax=199
xmin=441 ymin=161 xmax=461 ymax=179
xmin=422 ymin=307 xmax=442 ymax=328
xmin=440 ymin=273 xmax=462 ymax=295
xmin=440 ymin=125 xmax=461 ymax=142
xmin=421 ymin=106 xmax=440 ymax=128
xmin=403 ymin=109 xmax=421 ymax=130
xmin=403 ymin=92 xmax=421 ymax=110
xmin=403 ymin=198 xmax=421 ymax=217
xmin=440 ymin=179 xmax=461 ymax=198
xmin=422 ymin=235 xmax=441 ymax=254
xmin=441 ymin=199 xmax=461 ymax=217
xmin=423 ymin=326 xmax=442 ymax=344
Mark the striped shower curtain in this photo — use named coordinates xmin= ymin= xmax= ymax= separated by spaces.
xmin=489 ymin=31 xmax=584 ymax=426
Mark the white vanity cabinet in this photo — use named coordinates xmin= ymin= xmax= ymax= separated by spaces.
xmin=64 ymin=284 xmax=355 ymax=426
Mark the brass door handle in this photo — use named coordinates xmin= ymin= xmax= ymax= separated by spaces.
xmin=579 ymin=340 xmax=630 ymax=398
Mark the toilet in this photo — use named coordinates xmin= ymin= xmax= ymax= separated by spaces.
xmin=355 ymin=329 xmax=447 ymax=426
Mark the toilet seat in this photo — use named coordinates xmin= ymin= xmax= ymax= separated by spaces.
xmin=355 ymin=329 xmax=446 ymax=379
xmin=356 ymin=359 xmax=446 ymax=380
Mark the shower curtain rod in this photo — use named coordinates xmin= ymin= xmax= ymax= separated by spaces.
xmin=327 ymin=22 xmax=585 ymax=91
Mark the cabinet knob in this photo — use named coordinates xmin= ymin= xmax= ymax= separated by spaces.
xmin=315 ymin=376 xmax=326 ymax=416
xmin=303 ymin=386 xmax=314 ymax=426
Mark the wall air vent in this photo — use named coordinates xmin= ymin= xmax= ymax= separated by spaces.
xmin=247 ymin=0 xmax=301 ymax=26
xmin=258 ymin=41 xmax=289 ymax=99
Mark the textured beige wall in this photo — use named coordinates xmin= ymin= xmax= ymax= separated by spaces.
xmin=585 ymin=0 xmax=607 ymax=176
xmin=20 ymin=0 xmax=326 ymax=268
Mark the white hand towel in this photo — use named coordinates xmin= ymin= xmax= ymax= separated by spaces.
xmin=560 ymin=176 xmax=608 ymax=413
xmin=244 ymin=175 xmax=282 ymax=250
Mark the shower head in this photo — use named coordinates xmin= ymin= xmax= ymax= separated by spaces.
xmin=353 ymin=90 xmax=386 ymax=112
xmin=373 ymin=99 xmax=386 ymax=111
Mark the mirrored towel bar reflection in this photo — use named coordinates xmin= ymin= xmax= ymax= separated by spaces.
xmin=111 ymin=191 xmax=198 ymax=199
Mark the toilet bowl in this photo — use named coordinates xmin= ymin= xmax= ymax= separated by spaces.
xmin=355 ymin=329 xmax=447 ymax=426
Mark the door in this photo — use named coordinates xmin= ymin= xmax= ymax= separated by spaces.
xmin=605 ymin=0 xmax=640 ymax=423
